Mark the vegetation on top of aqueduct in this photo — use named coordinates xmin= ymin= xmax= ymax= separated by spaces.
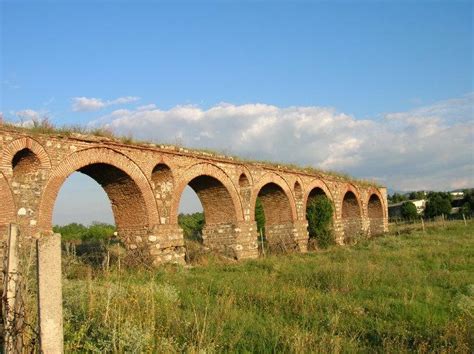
xmin=0 ymin=118 xmax=382 ymax=188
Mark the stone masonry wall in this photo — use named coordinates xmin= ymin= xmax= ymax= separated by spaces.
xmin=0 ymin=126 xmax=388 ymax=267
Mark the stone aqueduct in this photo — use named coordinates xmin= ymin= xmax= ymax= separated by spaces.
xmin=0 ymin=126 xmax=388 ymax=265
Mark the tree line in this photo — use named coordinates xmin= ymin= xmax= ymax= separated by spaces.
xmin=389 ymin=189 xmax=474 ymax=220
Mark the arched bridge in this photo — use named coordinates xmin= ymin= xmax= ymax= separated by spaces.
xmin=0 ymin=126 xmax=388 ymax=265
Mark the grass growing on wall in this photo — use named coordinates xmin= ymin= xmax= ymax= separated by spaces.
xmin=0 ymin=120 xmax=381 ymax=187
xmin=58 ymin=221 xmax=474 ymax=352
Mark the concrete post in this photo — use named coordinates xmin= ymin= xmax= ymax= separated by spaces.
xmin=3 ymin=224 xmax=20 ymax=353
xmin=37 ymin=233 xmax=63 ymax=353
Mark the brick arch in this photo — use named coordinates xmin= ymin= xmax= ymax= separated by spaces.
xmin=37 ymin=148 xmax=159 ymax=234
xmin=366 ymin=188 xmax=386 ymax=236
xmin=304 ymin=179 xmax=335 ymax=229
xmin=303 ymin=179 xmax=334 ymax=210
xmin=237 ymin=166 xmax=254 ymax=187
xmin=293 ymin=178 xmax=303 ymax=200
xmin=170 ymin=163 xmax=243 ymax=224
xmin=151 ymin=162 xmax=174 ymax=188
xmin=1 ymin=136 xmax=51 ymax=172
xmin=0 ymin=171 xmax=15 ymax=234
xmin=250 ymin=172 xmax=298 ymax=223
xmin=339 ymin=184 xmax=363 ymax=217
xmin=340 ymin=184 xmax=363 ymax=242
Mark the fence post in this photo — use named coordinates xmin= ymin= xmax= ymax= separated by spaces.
xmin=259 ymin=230 xmax=265 ymax=257
xmin=37 ymin=233 xmax=63 ymax=353
xmin=2 ymin=224 xmax=21 ymax=353
xmin=421 ymin=217 xmax=425 ymax=233
xmin=462 ymin=213 xmax=467 ymax=226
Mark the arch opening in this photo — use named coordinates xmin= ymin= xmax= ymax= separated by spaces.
xmin=152 ymin=163 xmax=173 ymax=186
xmin=306 ymin=187 xmax=334 ymax=249
xmin=341 ymin=191 xmax=363 ymax=243
xmin=178 ymin=174 xmax=238 ymax=258
xmin=12 ymin=148 xmax=41 ymax=176
xmin=368 ymin=194 xmax=384 ymax=237
xmin=255 ymin=182 xmax=294 ymax=251
xmin=188 ymin=175 xmax=237 ymax=225
xmin=53 ymin=171 xmax=116 ymax=266
xmin=47 ymin=162 xmax=150 ymax=249
xmin=239 ymin=173 xmax=250 ymax=188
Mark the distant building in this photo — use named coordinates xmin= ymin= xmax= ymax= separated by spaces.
xmin=450 ymin=191 xmax=464 ymax=198
xmin=411 ymin=199 xmax=426 ymax=214
xmin=388 ymin=199 xmax=426 ymax=219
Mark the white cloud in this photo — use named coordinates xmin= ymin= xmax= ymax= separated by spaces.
xmin=15 ymin=109 xmax=45 ymax=121
xmin=91 ymin=93 xmax=474 ymax=191
xmin=2 ymin=109 xmax=51 ymax=128
xmin=72 ymin=96 xmax=140 ymax=112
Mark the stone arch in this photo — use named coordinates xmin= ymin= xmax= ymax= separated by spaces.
xmin=37 ymin=148 xmax=159 ymax=244
xmin=340 ymin=185 xmax=363 ymax=243
xmin=251 ymin=173 xmax=298 ymax=250
xmin=1 ymin=136 xmax=51 ymax=172
xmin=170 ymin=163 xmax=243 ymax=224
xmin=0 ymin=171 xmax=15 ymax=235
xmin=367 ymin=190 xmax=385 ymax=236
xmin=303 ymin=179 xmax=334 ymax=209
xmin=250 ymin=173 xmax=297 ymax=222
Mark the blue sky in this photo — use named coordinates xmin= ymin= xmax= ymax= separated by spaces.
xmin=1 ymin=0 xmax=473 ymax=225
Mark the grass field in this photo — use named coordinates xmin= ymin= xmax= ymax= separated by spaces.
xmin=57 ymin=221 xmax=474 ymax=352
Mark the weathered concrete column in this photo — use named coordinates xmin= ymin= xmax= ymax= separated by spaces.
xmin=3 ymin=224 xmax=20 ymax=353
xmin=37 ymin=233 xmax=63 ymax=354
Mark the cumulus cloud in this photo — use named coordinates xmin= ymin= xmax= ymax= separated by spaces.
xmin=90 ymin=94 xmax=474 ymax=191
xmin=15 ymin=109 xmax=45 ymax=121
xmin=72 ymin=96 xmax=140 ymax=112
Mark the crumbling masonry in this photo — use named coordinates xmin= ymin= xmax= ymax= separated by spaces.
xmin=0 ymin=127 xmax=388 ymax=265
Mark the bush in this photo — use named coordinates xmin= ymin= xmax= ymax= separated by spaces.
xmin=255 ymin=198 xmax=265 ymax=236
xmin=178 ymin=212 xmax=204 ymax=241
xmin=53 ymin=222 xmax=115 ymax=242
xmin=306 ymin=195 xmax=334 ymax=248
xmin=401 ymin=201 xmax=418 ymax=220
xmin=424 ymin=192 xmax=452 ymax=218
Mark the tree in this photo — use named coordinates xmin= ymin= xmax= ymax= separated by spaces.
xmin=178 ymin=212 xmax=204 ymax=241
xmin=255 ymin=198 xmax=265 ymax=236
xmin=409 ymin=191 xmax=425 ymax=200
xmin=389 ymin=192 xmax=408 ymax=204
xmin=460 ymin=190 xmax=473 ymax=215
xmin=306 ymin=195 xmax=334 ymax=248
xmin=424 ymin=192 xmax=452 ymax=218
xmin=401 ymin=201 xmax=418 ymax=220
xmin=53 ymin=222 xmax=116 ymax=241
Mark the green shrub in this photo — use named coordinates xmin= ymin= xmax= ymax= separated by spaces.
xmin=425 ymin=192 xmax=452 ymax=218
xmin=306 ymin=195 xmax=334 ymax=248
xmin=401 ymin=201 xmax=418 ymax=220
xmin=178 ymin=212 xmax=204 ymax=241
xmin=255 ymin=197 xmax=265 ymax=236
